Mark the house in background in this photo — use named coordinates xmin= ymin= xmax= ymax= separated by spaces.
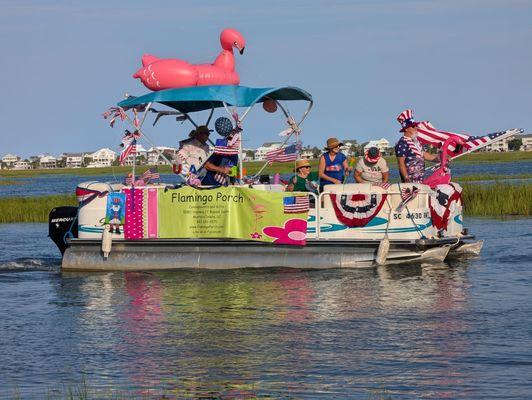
xmin=62 ymin=152 xmax=85 ymax=168
xmin=1 ymin=154 xmax=20 ymax=168
xmin=519 ymin=134 xmax=532 ymax=151
xmin=39 ymin=155 xmax=57 ymax=169
xmin=13 ymin=160 xmax=32 ymax=170
xmin=363 ymin=138 xmax=392 ymax=155
xmin=87 ymin=148 xmax=116 ymax=167
xmin=481 ymin=136 xmax=513 ymax=152
xmin=122 ymin=144 xmax=147 ymax=166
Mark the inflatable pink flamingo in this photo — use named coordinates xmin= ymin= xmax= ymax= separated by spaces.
xmin=133 ymin=28 xmax=245 ymax=91
xmin=423 ymin=136 xmax=466 ymax=188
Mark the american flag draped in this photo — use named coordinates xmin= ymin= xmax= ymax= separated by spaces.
xmin=397 ymin=109 xmax=520 ymax=155
xmin=214 ymin=133 xmax=241 ymax=156
xmin=141 ymin=167 xmax=160 ymax=183
xmin=266 ymin=143 xmax=301 ymax=163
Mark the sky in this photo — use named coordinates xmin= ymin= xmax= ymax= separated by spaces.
xmin=1 ymin=0 xmax=531 ymax=158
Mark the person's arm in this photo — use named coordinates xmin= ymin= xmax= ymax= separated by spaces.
xmin=342 ymin=158 xmax=350 ymax=173
xmin=205 ymin=161 xmax=230 ymax=175
xmin=318 ymin=155 xmax=341 ymax=184
xmin=286 ymin=177 xmax=296 ymax=192
xmin=354 ymin=169 xmax=364 ymax=183
xmin=381 ymin=171 xmax=389 ymax=182
xmin=397 ymin=157 xmax=409 ymax=182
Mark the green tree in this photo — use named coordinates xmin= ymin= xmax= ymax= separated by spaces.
xmin=508 ymin=138 xmax=522 ymax=151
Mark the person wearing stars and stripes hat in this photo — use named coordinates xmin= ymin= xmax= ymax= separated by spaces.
xmin=395 ymin=109 xmax=438 ymax=183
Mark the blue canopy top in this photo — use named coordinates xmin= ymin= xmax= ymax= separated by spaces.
xmin=117 ymin=85 xmax=312 ymax=113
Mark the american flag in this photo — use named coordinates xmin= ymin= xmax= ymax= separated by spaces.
xmin=372 ymin=182 xmax=392 ymax=190
xmin=124 ymin=174 xmax=134 ymax=185
xmin=266 ymin=143 xmax=300 ymax=163
xmin=119 ymin=141 xmax=136 ymax=165
xmin=214 ymin=133 xmax=240 ymax=156
xmin=283 ymin=195 xmax=310 ymax=214
xmin=396 ymin=186 xmax=420 ymax=212
xmin=142 ymin=167 xmax=160 ymax=182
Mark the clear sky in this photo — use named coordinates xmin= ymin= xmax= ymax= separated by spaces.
xmin=1 ymin=0 xmax=531 ymax=157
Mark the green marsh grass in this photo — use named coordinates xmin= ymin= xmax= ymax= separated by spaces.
xmin=461 ymin=183 xmax=531 ymax=216
xmin=0 ymin=194 xmax=77 ymax=223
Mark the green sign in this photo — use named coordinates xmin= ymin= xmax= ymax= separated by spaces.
xmin=158 ymin=186 xmax=308 ymax=245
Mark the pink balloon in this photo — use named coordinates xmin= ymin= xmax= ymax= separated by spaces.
xmin=133 ymin=28 xmax=246 ymax=91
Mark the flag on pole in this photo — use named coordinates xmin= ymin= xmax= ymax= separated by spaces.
xmin=266 ymin=143 xmax=300 ymax=163
xmin=141 ymin=167 xmax=160 ymax=183
xmin=119 ymin=141 xmax=136 ymax=165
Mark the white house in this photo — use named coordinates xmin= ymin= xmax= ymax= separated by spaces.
xmin=13 ymin=161 xmax=31 ymax=170
xmin=146 ymin=146 xmax=176 ymax=165
xmin=254 ymin=142 xmax=282 ymax=161
xmin=2 ymin=154 xmax=20 ymax=167
xmin=89 ymin=148 xmax=117 ymax=167
xmin=62 ymin=152 xmax=84 ymax=168
xmin=300 ymin=149 xmax=314 ymax=160
xmin=39 ymin=155 xmax=57 ymax=169
xmin=520 ymin=134 xmax=532 ymax=151
xmin=481 ymin=136 xmax=513 ymax=152
xmin=363 ymin=138 xmax=391 ymax=154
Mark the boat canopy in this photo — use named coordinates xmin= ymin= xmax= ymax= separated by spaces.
xmin=118 ymin=85 xmax=312 ymax=113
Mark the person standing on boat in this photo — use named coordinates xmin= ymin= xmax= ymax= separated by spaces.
xmin=174 ymin=125 xmax=211 ymax=175
xmin=318 ymin=137 xmax=349 ymax=191
xmin=286 ymin=159 xmax=318 ymax=193
xmin=395 ymin=111 xmax=437 ymax=183
xmin=201 ymin=133 xmax=239 ymax=186
xmin=355 ymin=146 xmax=389 ymax=183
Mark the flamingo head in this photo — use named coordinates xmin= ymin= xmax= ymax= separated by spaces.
xmin=220 ymin=28 xmax=246 ymax=55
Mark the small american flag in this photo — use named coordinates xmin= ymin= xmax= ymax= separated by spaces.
xmin=214 ymin=133 xmax=240 ymax=156
xmin=396 ymin=186 xmax=420 ymax=212
xmin=283 ymin=195 xmax=310 ymax=214
xmin=372 ymin=182 xmax=392 ymax=190
xmin=142 ymin=167 xmax=160 ymax=182
xmin=119 ymin=141 xmax=136 ymax=165
xmin=124 ymin=174 xmax=134 ymax=185
xmin=266 ymin=143 xmax=300 ymax=163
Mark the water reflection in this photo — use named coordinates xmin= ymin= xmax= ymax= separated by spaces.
xmin=54 ymin=261 xmax=476 ymax=397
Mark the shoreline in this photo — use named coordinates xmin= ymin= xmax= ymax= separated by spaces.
xmin=1 ymin=151 xmax=531 ymax=178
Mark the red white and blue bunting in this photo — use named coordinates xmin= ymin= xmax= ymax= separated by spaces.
xmin=330 ymin=193 xmax=388 ymax=227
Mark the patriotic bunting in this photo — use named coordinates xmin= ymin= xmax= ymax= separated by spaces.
xmin=429 ymin=183 xmax=462 ymax=230
xmin=330 ymin=193 xmax=388 ymax=227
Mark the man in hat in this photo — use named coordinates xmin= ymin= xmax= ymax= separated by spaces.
xmin=174 ymin=125 xmax=212 ymax=175
xmin=286 ymin=159 xmax=318 ymax=193
xmin=318 ymin=137 xmax=350 ymax=191
xmin=395 ymin=110 xmax=438 ymax=183
xmin=355 ymin=146 xmax=389 ymax=183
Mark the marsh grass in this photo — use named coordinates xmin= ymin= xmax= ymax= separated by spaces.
xmin=0 ymin=194 xmax=77 ymax=223
xmin=0 ymin=179 xmax=27 ymax=185
xmin=462 ymin=183 xmax=532 ymax=216
xmin=455 ymin=173 xmax=532 ymax=182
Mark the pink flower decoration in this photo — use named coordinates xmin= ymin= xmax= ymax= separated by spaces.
xmin=263 ymin=218 xmax=307 ymax=246
xmin=250 ymin=232 xmax=262 ymax=239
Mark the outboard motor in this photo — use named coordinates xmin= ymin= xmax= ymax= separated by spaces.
xmin=49 ymin=206 xmax=78 ymax=255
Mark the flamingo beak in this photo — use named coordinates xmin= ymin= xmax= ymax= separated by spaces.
xmin=239 ymin=46 xmax=245 ymax=55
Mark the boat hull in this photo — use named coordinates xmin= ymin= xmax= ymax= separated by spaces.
xmin=60 ymin=237 xmax=475 ymax=271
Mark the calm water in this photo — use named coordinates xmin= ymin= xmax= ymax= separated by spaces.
xmin=0 ymin=219 xmax=531 ymax=398
xmin=1 ymin=161 xmax=531 ymax=197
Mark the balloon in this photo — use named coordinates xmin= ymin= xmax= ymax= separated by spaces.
xmin=215 ymin=117 xmax=234 ymax=137
xmin=133 ymin=28 xmax=246 ymax=91
xmin=263 ymin=98 xmax=277 ymax=113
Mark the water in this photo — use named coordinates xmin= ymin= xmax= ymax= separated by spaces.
xmin=1 ymin=161 xmax=531 ymax=197
xmin=0 ymin=219 xmax=531 ymax=398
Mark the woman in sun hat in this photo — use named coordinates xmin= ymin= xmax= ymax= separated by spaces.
xmin=318 ymin=137 xmax=349 ymax=191
xmin=395 ymin=109 xmax=438 ymax=183
xmin=355 ymin=146 xmax=389 ymax=183
xmin=286 ymin=159 xmax=318 ymax=193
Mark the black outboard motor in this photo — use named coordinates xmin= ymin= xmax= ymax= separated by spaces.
xmin=49 ymin=206 xmax=78 ymax=255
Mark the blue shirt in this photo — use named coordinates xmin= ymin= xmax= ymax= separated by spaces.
xmin=319 ymin=152 xmax=346 ymax=189
xmin=201 ymin=153 xmax=239 ymax=186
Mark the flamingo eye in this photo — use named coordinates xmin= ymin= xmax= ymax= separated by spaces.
xmin=233 ymin=41 xmax=238 ymax=46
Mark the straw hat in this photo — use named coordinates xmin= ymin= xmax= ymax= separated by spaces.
xmin=295 ymin=159 xmax=311 ymax=170
xmin=325 ymin=137 xmax=343 ymax=150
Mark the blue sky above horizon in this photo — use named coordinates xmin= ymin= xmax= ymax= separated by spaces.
xmin=1 ymin=0 xmax=531 ymax=157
